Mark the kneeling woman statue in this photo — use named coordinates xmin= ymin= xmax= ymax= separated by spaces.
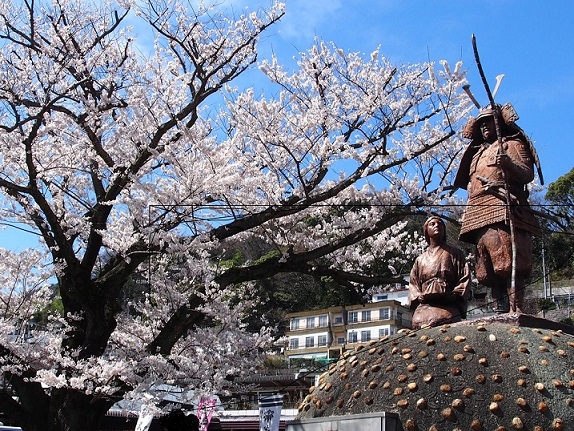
xmin=409 ymin=216 xmax=471 ymax=329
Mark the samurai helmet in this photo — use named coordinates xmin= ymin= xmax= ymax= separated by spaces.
xmin=461 ymin=103 xmax=520 ymax=139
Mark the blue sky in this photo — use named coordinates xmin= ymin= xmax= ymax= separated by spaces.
xmin=2 ymin=0 xmax=573 ymax=251
xmin=258 ymin=0 xmax=573 ymax=186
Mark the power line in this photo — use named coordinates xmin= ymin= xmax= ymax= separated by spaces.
xmin=149 ymin=202 xmax=572 ymax=208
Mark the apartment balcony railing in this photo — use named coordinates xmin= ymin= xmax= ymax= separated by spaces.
xmin=288 ymin=313 xmax=407 ymax=332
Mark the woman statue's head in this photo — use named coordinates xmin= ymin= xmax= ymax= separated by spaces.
xmin=423 ymin=216 xmax=447 ymax=244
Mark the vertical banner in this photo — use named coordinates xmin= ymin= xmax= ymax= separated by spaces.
xmin=259 ymin=394 xmax=284 ymax=431
xmin=197 ymin=396 xmax=217 ymax=431
xmin=134 ymin=406 xmax=154 ymax=431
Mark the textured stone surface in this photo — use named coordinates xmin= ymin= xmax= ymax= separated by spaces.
xmin=297 ymin=316 xmax=574 ymax=431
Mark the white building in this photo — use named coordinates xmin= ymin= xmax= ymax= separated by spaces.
xmin=284 ymin=299 xmax=412 ymax=363
xmin=371 ymin=286 xmax=409 ymax=306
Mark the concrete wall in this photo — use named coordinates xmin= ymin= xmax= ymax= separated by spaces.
xmin=286 ymin=412 xmax=402 ymax=431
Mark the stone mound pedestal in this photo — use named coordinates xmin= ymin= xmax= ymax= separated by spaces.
xmin=297 ymin=314 xmax=574 ymax=431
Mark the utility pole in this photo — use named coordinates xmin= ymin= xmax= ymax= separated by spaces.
xmin=542 ymin=245 xmax=547 ymax=299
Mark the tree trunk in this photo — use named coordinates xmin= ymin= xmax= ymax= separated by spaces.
xmin=6 ymin=376 xmax=115 ymax=431
xmin=44 ymin=389 xmax=114 ymax=431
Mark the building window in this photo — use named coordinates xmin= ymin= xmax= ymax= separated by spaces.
xmin=380 ymin=307 xmax=390 ymax=320
xmin=361 ymin=330 xmax=371 ymax=342
xmin=317 ymin=335 xmax=327 ymax=347
xmin=305 ymin=336 xmax=314 ymax=348
xmin=348 ymin=332 xmax=358 ymax=343
xmin=290 ymin=318 xmax=300 ymax=330
xmin=334 ymin=316 xmax=343 ymax=324
xmin=348 ymin=311 xmax=358 ymax=323
xmin=318 ymin=315 xmax=328 ymax=327
xmin=306 ymin=317 xmax=315 ymax=329
xmin=374 ymin=294 xmax=388 ymax=301
xmin=290 ymin=338 xmax=299 ymax=349
xmin=361 ymin=310 xmax=371 ymax=322
xmin=379 ymin=328 xmax=389 ymax=338
xmin=397 ymin=311 xmax=403 ymax=324
xmin=337 ymin=337 xmax=345 ymax=345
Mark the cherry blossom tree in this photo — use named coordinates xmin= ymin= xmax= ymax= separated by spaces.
xmin=0 ymin=0 xmax=471 ymax=429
